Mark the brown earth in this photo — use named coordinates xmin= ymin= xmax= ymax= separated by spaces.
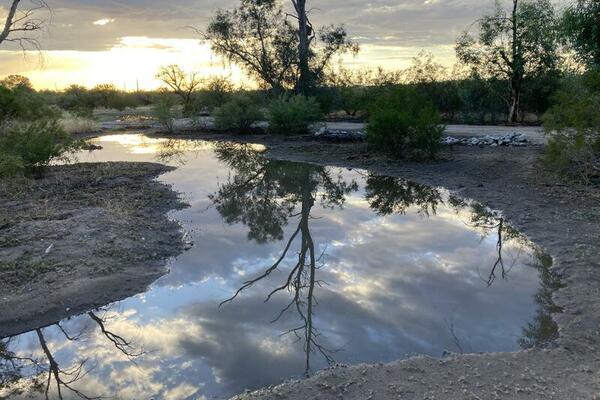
xmin=0 ymin=162 xmax=187 ymax=337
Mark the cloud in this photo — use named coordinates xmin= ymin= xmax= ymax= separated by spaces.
xmin=93 ymin=18 xmax=115 ymax=26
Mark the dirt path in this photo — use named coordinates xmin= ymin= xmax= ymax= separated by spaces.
xmin=0 ymin=162 xmax=187 ymax=337
xmin=161 ymin=133 xmax=598 ymax=399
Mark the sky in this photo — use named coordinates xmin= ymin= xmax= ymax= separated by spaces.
xmin=0 ymin=0 xmax=565 ymax=90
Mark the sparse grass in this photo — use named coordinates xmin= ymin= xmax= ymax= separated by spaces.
xmin=60 ymin=113 xmax=100 ymax=134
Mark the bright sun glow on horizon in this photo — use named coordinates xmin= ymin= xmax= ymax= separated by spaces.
xmin=0 ymin=37 xmax=250 ymax=91
xmin=0 ymin=36 xmax=457 ymax=91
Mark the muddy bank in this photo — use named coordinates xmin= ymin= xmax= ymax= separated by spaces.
xmin=0 ymin=162 xmax=187 ymax=337
xmin=158 ymin=133 xmax=600 ymax=399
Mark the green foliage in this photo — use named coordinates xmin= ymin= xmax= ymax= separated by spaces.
xmin=205 ymin=0 xmax=357 ymax=92
xmin=90 ymin=84 xmax=140 ymax=111
xmin=196 ymin=76 xmax=234 ymax=112
xmin=59 ymin=85 xmax=96 ymax=116
xmin=267 ymin=95 xmax=323 ymax=135
xmin=542 ymin=70 xmax=600 ymax=182
xmin=0 ymin=119 xmax=75 ymax=177
xmin=456 ymin=0 xmax=561 ymax=122
xmin=367 ymin=87 xmax=444 ymax=160
xmin=0 ymin=84 xmax=58 ymax=124
xmin=562 ymin=0 xmax=600 ymax=69
xmin=152 ymin=95 xmax=178 ymax=133
xmin=214 ymin=94 xmax=264 ymax=133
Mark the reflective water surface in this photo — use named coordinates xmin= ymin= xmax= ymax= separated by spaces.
xmin=0 ymin=134 xmax=559 ymax=399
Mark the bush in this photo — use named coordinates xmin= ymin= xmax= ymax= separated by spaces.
xmin=542 ymin=70 xmax=600 ymax=182
xmin=196 ymin=76 xmax=235 ymax=113
xmin=267 ymin=95 xmax=323 ymax=135
xmin=0 ymin=85 xmax=59 ymax=124
xmin=366 ymin=87 xmax=444 ymax=160
xmin=152 ymin=96 xmax=178 ymax=133
xmin=0 ymin=119 xmax=76 ymax=177
xmin=213 ymin=95 xmax=263 ymax=133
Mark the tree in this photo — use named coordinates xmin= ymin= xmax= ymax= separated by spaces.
xmin=562 ymin=0 xmax=600 ymax=69
xmin=0 ymin=74 xmax=33 ymax=90
xmin=290 ymin=0 xmax=311 ymax=94
xmin=456 ymin=0 xmax=560 ymax=123
xmin=0 ymin=0 xmax=49 ymax=49
xmin=204 ymin=0 xmax=357 ymax=93
xmin=156 ymin=65 xmax=203 ymax=116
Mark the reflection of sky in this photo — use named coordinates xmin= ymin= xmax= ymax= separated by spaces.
xmin=2 ymin=134 xmax=542 ymax=400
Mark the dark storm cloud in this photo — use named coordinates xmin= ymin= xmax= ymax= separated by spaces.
xmin=35 ymin=0 xmax=495 ymax=51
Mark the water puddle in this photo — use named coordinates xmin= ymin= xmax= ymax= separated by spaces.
xmin=0 ymin=134 xmax=559 ymax=399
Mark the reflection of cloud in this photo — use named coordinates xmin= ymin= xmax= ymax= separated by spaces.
xmin=4 ymin=135 xmax=546 ymax=399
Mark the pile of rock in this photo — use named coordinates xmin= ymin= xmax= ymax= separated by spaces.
xmin=313 ymin=128 xmax=367 ymax=142
xmin=442 ymin=132 xmax=530 ymax=147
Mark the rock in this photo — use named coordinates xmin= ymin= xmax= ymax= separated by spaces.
xmin=442 ymin=133 xmax=531 ymax=147
xmin=313 ymin=129 xmax=367 ymax=142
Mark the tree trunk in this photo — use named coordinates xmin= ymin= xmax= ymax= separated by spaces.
xmin=293 ymin=0 xmax=312 ymax=95
xmin=508 ymin=85 xmax=520 ymax=124
xmin=508 ymin=0 xmax=521 ymax=124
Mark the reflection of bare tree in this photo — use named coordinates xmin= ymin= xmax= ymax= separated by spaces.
xmin=448 ymin=197 xmax=562 ymax=349
xmin=36 ymin=329 xmax=99 ymax=400
xmin=214 ymin=143 xmax=355 ymax=375
xmin=88 ymin=311 xmax=145 ymax=361
xmin=0 ymin=308 xmax=144 ymax=399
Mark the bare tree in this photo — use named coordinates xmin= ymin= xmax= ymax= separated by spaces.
xmin=156 ymin=65 xmax=203 ymax=115
xmin=0 ymin=0 xmax=49 ymax=49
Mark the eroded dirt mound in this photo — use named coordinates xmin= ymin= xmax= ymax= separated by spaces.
xmin=0 ymin=162 xmax=187 ymax=337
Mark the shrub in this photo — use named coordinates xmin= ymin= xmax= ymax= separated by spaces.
xmin=542 ymin=70 xmax=600 ymax=182
xmin=267 ymin=95 xmax=323 ymax=135
xmin=152 ymin=96 xmax=178 ymax=133
xmin=366 ymin=87 xmax=444 ymax=160
xmin=0 ymin=154 xmax=25 ymax=178
xmin=0 ymin=85 xmax=59 ymax=124
xmin=213 ymin=95 xmax=263 ymax=133
xmin=60 ymin=113 xmax=100 ymax=134
xmin=196 ymin=76 xmax=234 ymax=113
xmin=0 ymin=119 xmax=76 ymax=177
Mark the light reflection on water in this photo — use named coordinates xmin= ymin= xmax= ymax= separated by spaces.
xmin=0 ymin=134 xmax=559 ymax=400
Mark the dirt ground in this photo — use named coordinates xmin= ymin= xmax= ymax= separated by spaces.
xmin=0 ymin=162 xmax=187 ymax=337
xmin=162 ymin=132 xmax=600 ymax=400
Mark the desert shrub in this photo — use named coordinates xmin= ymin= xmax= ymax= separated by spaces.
xmin=59 ymin=85 xmax=95 ymax=117
xmin=152 ymin=96 xmax=178 ymax=133
xmin=0 ymin=119 xmax=76 ymax=177
xmin=0 ymin=154 xmax=25 ymax=178
xmin=213 ymin=95 xmax=263 ymax=133
xmin=0 ymin=85 xmax=58 ymax=124
xmin=267 ymin=95 xmax=323 ymax=135
xmin=196 ymin=76 xmax=235 ymax=113
xmin=542 ymin=70 xmax=600 ymax=182
xmin=367 ymin=87 xmax=444 ymax=160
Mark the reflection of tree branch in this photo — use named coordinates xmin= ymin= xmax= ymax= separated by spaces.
xmin=220 ymin=222 xmax=302 ymax=306
xmin=2 ymin=309 xmax=145 ymax=398
xmin=36 ymin=329 xmax=100 ymax=400
xmin=88 ymin=311 xmax=145 ymax=361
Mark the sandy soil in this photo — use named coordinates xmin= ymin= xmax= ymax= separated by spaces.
xmin=160 ymin=132 xmax=600 ymax=400
xmin=0 ymin=162 xmax=187 ymax=337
